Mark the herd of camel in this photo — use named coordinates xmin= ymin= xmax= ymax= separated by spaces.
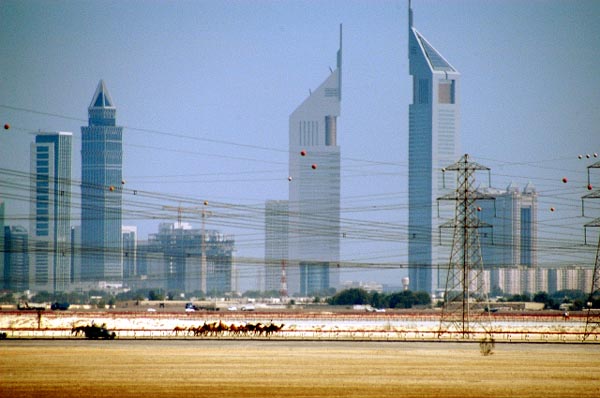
xmin=173 ymin=321 xmax=285 ymax=337
xmin=69 ymin=320 xmax=285 ymax=339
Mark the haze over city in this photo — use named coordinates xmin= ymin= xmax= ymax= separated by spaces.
xmin=1 ymin=0 xmax=599 ymax=292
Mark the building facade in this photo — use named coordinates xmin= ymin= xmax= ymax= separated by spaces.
xmin=4 ymin=225 xmax=29 ymax=291
xmin=30 ymin=131 xmax=72 ymax=293
xmin=81 ymin=80 xmax=123 ymax=283
xmin=477 ymin=183 xmax=538 ymax=271
xmin=122 ymin=226 xmax=138 ymax=284
xmin=288 ymin=26 xmax=342 ymax=296
xmin=408 ymin=4 xmax=460 ymax=294
xmin=264 ymin=200 xmax=288 ymax=293
xmin=147 ymin=222 xmax=235 ymax=295
xmin=484 ymin=266 xmax=592 ymax=296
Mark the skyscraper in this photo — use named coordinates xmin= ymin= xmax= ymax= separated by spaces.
xmin=4 ymin=225 xmax=29 ymax=291
xmin=122 ymin=225 xmax=137 ymax=283
xmin=149 ymin=222 xmax=234 ymax=294
xmin=288 ymin=26 xmax=342 ymax=296
xmin=264 ymin=200 xmax=288 ymax=293
xmin=30 ymin=131 xmax=72 ymax=292
xmin=81 ymin=80 xmax=123 ymax=282
xmin=408 ymin=4 xmax=460 ymax=293
xmin=477 ymin=183 xmax=538 ymax=269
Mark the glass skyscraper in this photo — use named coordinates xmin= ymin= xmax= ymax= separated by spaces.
xmin=408 ymin=4 xmax=460 ymax=294
xmin=81 ymin=80 xmax=123 ymax=282
xmin=30 ymin=131 xmax=72 ymax=292
xmin=264 ymin=200 xmax=289 ymax=293
xmin=288 ymin=26 xmax=342 ymax=296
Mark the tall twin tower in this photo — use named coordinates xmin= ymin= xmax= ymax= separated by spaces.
xmin=407 ymin=3 xmax=460 ymax=293
xmin=79 ymin=4 xmax=457 ymax=294
xmin=268 ymin=3 xmax=459 ymax=295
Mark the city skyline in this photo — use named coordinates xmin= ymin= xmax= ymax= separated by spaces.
xmin=1 ymin=1 xmax=599 ymax=292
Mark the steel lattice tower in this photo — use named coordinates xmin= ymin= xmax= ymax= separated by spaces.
xmin=437 ymin=154 xmax=494 ymax=339
xmin=583 ymin=159 xmax=600 ymax=341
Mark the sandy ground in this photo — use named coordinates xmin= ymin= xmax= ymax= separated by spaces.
xmin=1 ymin=340 xmax=599 ymax=398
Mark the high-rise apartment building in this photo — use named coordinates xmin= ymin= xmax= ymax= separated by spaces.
xmin=122 ymin=226 xmax=137 ymax=283
xmin=288 ymin=26 xmax=342 ymax=296
xmin=148 ymin=223 xmax=235 ymax=294
xmin=477 ymin=183 xmax=538 ymax=269
xmin=408 ymin=4 xmax=460 ymax=293
xmin=81 ymin=80 xmax=123 ymax=283
xmin=264 ymin=200 xmax=288 ymax=293
xmin=4 ymin=225 xmax=29 ymax=291
xmin=30 ymin=131 xmax=72 ymax=292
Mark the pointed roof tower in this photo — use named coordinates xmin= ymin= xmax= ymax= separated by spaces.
xmin=89 ymin=80 xmax=115 ymax=109
xmin=87 ymin=80 xmax=117 ymax=125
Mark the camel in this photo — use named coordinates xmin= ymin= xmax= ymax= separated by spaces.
xmin=264 ymin=323 xmax=285 ymax=336
xmin=71 ymin=325 xmax=87 ymax=336
xmin=172 ymin=326 xmax=186 ymax=336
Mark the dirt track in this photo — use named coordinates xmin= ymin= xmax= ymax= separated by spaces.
xmin=1 ymin=340 xmax=599 ymax=398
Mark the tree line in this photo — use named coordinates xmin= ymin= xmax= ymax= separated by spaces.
xmin=327 ymin=288 xmax=431 ymax=309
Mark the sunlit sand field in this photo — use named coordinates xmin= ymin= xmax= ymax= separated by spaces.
xmin=1 ymin=340 xmax=599 ymax=398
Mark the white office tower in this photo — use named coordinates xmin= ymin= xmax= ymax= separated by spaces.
xmin=408 ymin=3 xmax=460 ymax=294
xmin=288 ymin=26 xmax=342 ymax=296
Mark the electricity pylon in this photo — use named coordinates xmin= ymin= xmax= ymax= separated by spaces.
xmin=583 ymin=159 xmax=600 ymax=341
xmin=437 ymin=154 xmax=494 ymax=339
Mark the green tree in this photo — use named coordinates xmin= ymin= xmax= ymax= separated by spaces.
xmin=507 ymin=294 xmax=530 ymax=302
xmin=148 ymin=289 xmax=165 ymax=301
xmin=413 ymin=291 xmax=431 ymax=306
xmin=533 ymin=291 xmax=553 ymax=309
xmin=328 ymin=288 xmax=369 ymax=305
xmin=389 ymin=291 xmax=415 ymax=309
xmin=369 ymin=292 xmax=388 ymax=309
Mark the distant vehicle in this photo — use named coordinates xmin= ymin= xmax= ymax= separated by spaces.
xmin=84 ymin=324 xmax=116 ymax=340
xmin=227 ymin=306 xmax=238 ymax=311
xmin=185 ymin=302 xmax=201 ymax=311
xmin=51 ymin=302 xmax=70 ymax=311
xmin=484 ymin=307 xmax=499 ymax=313
xmin=147 ymin=308 xmax=157 ymax=312
xmin=241 ymin=305 xmax=255 ymax=311
xmin=374 ymin=308 xmax=386 ymax=313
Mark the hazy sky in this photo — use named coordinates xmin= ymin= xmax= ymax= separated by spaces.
xmin=1 ymin=0 xmax=599 ymax=290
